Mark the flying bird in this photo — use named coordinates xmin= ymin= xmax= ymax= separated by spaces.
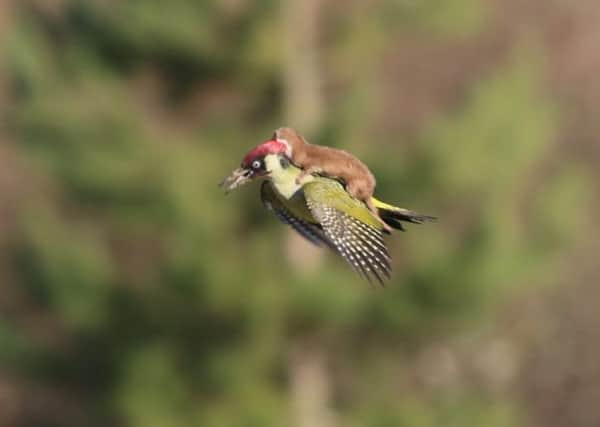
xmin=221 ymin=138 xmax=435 ymax=284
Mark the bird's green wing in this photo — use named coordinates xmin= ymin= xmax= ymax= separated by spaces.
xmin=260 ymin=181 xmax=335 ymax=250
xmin=309 ymin=178 xmax=384 ymax=229
xmin=303 ymin=178 xmax=391 ymax=284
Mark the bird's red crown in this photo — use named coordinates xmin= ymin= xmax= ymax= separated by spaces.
xmin=241 ymin=139 xmax=287 ymax=167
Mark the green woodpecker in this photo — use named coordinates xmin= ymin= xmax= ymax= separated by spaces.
xmin=221 ymin=140 xmax=435 ymax=284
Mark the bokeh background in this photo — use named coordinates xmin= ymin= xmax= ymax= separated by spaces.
xmin=1 ymin=1 xmax=599 ymax=426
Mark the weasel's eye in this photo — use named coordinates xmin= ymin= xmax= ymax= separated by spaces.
xmin=279 ymin=157 xmax=290 ymax=169
xmin=252 ymin=160 xmax=261 ymax=169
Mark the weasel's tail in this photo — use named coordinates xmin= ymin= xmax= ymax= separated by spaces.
xmin=371 ymin=198 xmax=437 ymax=231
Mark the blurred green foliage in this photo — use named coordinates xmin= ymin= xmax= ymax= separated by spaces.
xmin=2 ymin=0 xmax=588 ymax=426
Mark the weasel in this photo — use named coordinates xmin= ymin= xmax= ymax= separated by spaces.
xmin=273 ymin=127 xmax=390 ymax=232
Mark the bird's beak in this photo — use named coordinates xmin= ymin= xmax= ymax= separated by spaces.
xmin=220 ymin=167 xmax=254 ymax=192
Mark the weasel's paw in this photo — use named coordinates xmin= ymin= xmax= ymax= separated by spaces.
xmin=295 ymin=175 xmax=309 ymax=185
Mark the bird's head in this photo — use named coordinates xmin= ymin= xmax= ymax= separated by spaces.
xmin=220 ymin=140 xmax=291 ymax=191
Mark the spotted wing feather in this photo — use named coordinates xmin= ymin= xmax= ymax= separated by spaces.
xmin=306 ymin=201 xmax=391 ymax=285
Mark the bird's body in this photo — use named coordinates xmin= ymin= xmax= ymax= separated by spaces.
xmin=261 ymin=154 xmax=383 ymax=229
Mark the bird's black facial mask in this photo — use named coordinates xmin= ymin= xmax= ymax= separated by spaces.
xmin=249 ymin=158 xmax=267 ymax=175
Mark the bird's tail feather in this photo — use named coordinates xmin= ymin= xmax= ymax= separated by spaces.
xmin=371 ymin=198 xmax=437 ymax=231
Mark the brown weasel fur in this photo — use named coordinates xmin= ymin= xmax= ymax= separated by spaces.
xmin=273 ymin=127 xmax=391 ymax=232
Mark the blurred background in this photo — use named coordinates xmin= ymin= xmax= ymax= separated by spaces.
xmin=1 ymin=0 xmax=599 ymax=426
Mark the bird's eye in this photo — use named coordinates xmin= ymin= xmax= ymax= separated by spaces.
xmin=252 ymin=160 xmax=261 ymax=169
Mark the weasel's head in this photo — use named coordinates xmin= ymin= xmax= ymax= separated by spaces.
xmin=273 ymin=127 xmax=305 ymax=157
